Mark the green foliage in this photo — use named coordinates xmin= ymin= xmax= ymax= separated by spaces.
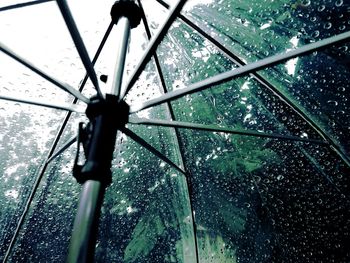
xmin=212 ymin=137 xmax=281 ymax=176
xmin=124 ymin=210 xmax=165 ymax=262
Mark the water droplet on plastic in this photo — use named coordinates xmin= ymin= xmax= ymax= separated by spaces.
xmin=317 ymin=5 xmax=325 ymax=12
xmin=324 ymin=22 xmax=332 ymax=29
xmin=339 ymin=25 xmax=346 ymax=31
xmin=327 ymin=100 xmax=338 ymax=106
xmin=311 ymin=30 xmax=320 ymax=38
xmin=335 ymin=0 xmax=343 ymax=7
xmin=302 ymin=0 xmax=311 ymax=6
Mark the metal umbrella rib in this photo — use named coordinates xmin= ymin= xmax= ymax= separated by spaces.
xmin=130 ymin=118 xmax=349 ymax=195
xmin=0 ymin=41 xmax=89 ymax=103
xmin=0 ymin=94 xmax=86 ymax=113
xmin=121 ymin=127 xmax=187 ymax=175
xmin=155 ymin=0 xmax=325 ymax=130
xmin=46 ymin=136 xmax=77 ymax=164
xmin=56 ymin=0 xmax=103 ymax=99
xmin=137 ymin=2 xmax=200 ymax=260
xmin=129 ymin=30 xmax=350 ymax=113
xmin=79 ymin=21 xmax=115 ymax=94
xmin=121 ymin=0 xmax=188 ymax=99
xmin=154 ymin=1 xmax=350 ymax=170
xmin=128 ymin=30 xmax=350 ymax=167
xmin=0 ymin=0 xmax=53 ymax=12
xmin=128 ymin=118 xmax=327 ymax=145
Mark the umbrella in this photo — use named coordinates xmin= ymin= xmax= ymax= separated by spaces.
xmin=1 ymin=0 xmax=350 ymax=262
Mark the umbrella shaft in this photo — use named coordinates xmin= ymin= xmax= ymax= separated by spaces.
xmin=111 ymin=16 xmax=131 ymax=98
xmin=67 ymin=180 xmax=104 ymax=263
xmin=67 ymin=14 xmax=132 ymax=263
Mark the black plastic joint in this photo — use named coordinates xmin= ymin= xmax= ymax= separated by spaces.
xmin=86 ymin=94 xmax=130 ymax=128
xmin=72 ymin=95 xmax=130 ymax=185
xmin=78 ymin=163 xmax=113 ymax=186
xmin=111 ymin=0 xmax=142 ymax=29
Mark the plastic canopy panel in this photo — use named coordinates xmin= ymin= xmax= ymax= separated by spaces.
xmin=183 ymin=0 xmax=350 ymax=156
xmin=0 ymin=0 xmax=350 ymax=263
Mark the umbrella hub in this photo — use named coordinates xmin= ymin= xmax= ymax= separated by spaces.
xmin=73 ymin=95 xmax=129 ymax=185
xmin=85 ymin=94 xmax=129 ymax=127
xmin=110 ymin=0 xmax=141 ymax=29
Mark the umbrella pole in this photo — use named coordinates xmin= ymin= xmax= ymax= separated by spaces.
xmin=66 ymin=180 xmax=104 ymax=263
xmin=67 ymin=1 xmax=141 ymax=262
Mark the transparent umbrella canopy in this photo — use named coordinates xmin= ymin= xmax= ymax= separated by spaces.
xmin=1 ymin=0 xmax=350 ymax=262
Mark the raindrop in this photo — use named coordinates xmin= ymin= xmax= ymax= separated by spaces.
xmin=277 ymin=175 xmax=284 ymax=180
xmin=310 ymin=17 xmax=317 ymax=22
xmin=339 ymin=25 xmax=346 ymax=31
xmin=317 ymin=5 xmax=325 ymax=12
xmin=311 ymin=30 xmax=320 ymax=38
xmin=327 ymin=100 xmax=338 ymax=106
xmin=335 ymin=0 xmax=343 ymax=7
xmin=301 ymin=0 xmax=311 ymax=7
xmin=324 ymin=22 xmax=332 ymax=29
xmin=300 ymin=132 xmax=308 ymax=138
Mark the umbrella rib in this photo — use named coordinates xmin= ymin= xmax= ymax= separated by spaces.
xmin=0 ymin=0 xmax=53 ymax=12
xmin=130 ymin=30 xmax=350 ymax=113
xmin=299 ymin=147 xmax=343 ymax=194
xmin=137 ymin=3 xmax=200 ymax=262
xmin=137 ymin=0 xmax=186 ymax=165
xmin=121 ymin=127 xmax=186 ymax=175
xmin=0 ymin=94 xmax=86 ymax=113
xmin=47 ymin=136 xmax=77 ymax=164
xmin=137 ymin=0 xmax=190 ymax=174
xmin=0 ymin=42 xmax=89 ymax=104
xmin=129 ymin=118 xmax=327 ymax=144
xmin=155 ymin=0 xmax=299 ymax=114
xmin=139 ymin=3 xmax=350 ymax=167
xmin=162 ymin=7 xmax=350 ymax=167
xmin=81 ymin=21 xmax=115 ymax=92
xmin=56 ymin=0 xmax=103 ymax=99
xmin=155 ymin=0 xmax=287 ymax=95
xmin=120 ymin=0 xmax=188 ymax=99
xmin=136 ymin=0 xmax=171 ymax=102
xmin=2 ymin=23 xmax=114 ymax=261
